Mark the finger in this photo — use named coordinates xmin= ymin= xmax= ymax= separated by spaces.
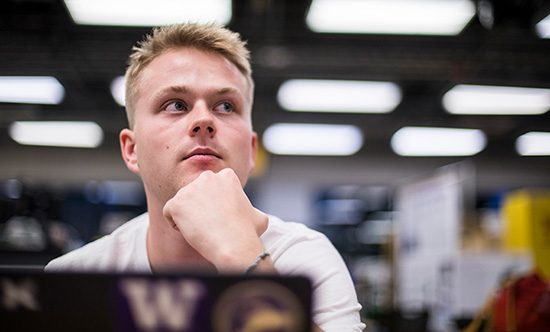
xmin=163 ymin=200 xmax=181 ymax=232
xmin=170 ymin=219 xmax=180 ymax=231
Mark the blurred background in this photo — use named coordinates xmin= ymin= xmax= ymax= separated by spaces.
xmin=1 ymin=1 xmax=549 ymax=331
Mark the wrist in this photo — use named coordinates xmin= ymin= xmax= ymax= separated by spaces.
xmin=210 ymin=244 xmax=260 ymax=272
xmin=244 ymin=250 xmax=270 ymax=274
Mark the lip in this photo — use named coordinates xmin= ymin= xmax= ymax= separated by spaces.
xmin=183 ymin=147 xmax=221 ymax=160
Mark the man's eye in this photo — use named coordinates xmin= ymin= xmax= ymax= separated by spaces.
xmin=165 ymin=101 xmax=187 ymax=112
xmin=215 ymin=102 xmax=233 ymax=113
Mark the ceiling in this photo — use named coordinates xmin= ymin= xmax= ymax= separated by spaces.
xmin=1 ymin=0 xmax=549 ymax=188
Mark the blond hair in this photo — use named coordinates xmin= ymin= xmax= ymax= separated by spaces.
xmin=124 ymin=23 xmax=253 ymax=128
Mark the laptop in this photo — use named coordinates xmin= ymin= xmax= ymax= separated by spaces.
xmin=0 ymin=269 xmax=312 ymax=332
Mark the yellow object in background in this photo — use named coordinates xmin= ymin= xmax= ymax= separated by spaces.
xmin=502 ymin=189 xmax=550 ymax=281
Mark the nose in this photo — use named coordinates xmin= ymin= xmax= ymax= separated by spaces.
xmin=189 ymin=104 xmax=216 ymax=137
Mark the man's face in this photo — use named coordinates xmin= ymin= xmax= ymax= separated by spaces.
xmin=123 ymin=47 xmax=257 ymax=203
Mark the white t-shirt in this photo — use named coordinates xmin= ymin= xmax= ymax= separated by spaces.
xmin=45 ymin=213 xmax=365 ymax=331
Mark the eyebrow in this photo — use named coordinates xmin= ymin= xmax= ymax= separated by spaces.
xmin=152 ymin=85 xmax=188 ymax=101
xmin=215 ymin=87 xmax=241 ymax=96
xmin=214 ymin=87 xmax=250 ymax=106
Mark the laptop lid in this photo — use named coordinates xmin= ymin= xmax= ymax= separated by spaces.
xmin=1 ymin=270 xmax=312 ymax=332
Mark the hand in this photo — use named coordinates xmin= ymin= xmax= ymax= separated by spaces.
xmin=163 ymin=168 xmax=269 ymax=272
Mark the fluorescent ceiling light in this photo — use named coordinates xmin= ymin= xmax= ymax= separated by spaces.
xmin=9 ymin=121 xmax=104 ymax=148
xmin=306 ymin=0 xmax=475 ymax=35
xmin=516 ymin=132 xmax=550 ymax=156
xmin=263 ymin=123 xmax=363 ymax=156
xmin=111 ymin=76 xmax=126 ymax=106
xmin=536 ymin=13 xmax=550 ymax=38
xmin=443 ymin=85 xmax=550 ymax=115
xmin=0 ymin=76 xmax=64 ymax=104
xmin=64 ymin=0 xmax=232 ymax=26
xmin=277 ymin=79 xmax=401 ymax=113
xmin=391 ymin=126 xmax=486 ymax=156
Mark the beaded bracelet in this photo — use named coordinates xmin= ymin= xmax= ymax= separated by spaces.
xmin=244 ymin=250 xmax=270 ymax=274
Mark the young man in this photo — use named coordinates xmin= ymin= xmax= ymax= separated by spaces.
xmin=46 ymin=23 xmax=365 ymax=331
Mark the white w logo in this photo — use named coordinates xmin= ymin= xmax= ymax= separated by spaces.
xmin=120 ymin=278 xmax=206 ymax=331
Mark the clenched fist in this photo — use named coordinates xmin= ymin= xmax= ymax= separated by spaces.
xmin=163 ymin=168 xmax=269 ymax=272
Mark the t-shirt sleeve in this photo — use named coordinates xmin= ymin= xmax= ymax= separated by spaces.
xmin=268 ymin=224 xmax=365 ymax=332
xmin=44 ymin=214 xmax=151 ymax=273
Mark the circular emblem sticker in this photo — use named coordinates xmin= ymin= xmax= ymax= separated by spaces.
xmin=212 ymin=280 xmax=307 ymax=332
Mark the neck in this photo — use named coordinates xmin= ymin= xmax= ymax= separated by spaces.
xmin=146 ymin=202 xmax=216 ymax=273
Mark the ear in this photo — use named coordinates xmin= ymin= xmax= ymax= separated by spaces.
xmin=249 ymin=131 xmax=258 ymax=173
xmin=120 ymin=128 xmax=140 ymax=175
